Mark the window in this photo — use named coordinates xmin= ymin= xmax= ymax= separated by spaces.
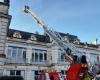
xmin=35 ymin=71 xmax=38 ymax=75
xmin=16 ymin=70 xmax=21 ymax=75
xmin=61 ymin=53 xmax=65 ymax=61
xmin=90 ymin=53 xmax=99 ymax=64
xmin=32 ymin=53 xmax=34 ymax=61
xmin=39 ymin=53 xmax=43 ymax=62
xmin=35 ymin=71 xmax=39 ymax=80
xmin=61 ymin=52 xmax=65 ymax=62
xmin=58 ymin=50 xmax=66 ymax=62
xmin=12 ymin=48 xmax=17 ymax=58
xmin=44 ymin=53 xmax=47 ymax=61
xmin=10 ymin=70 xmax=22 ymax=76
xmin=10 ymin=70 xmax=15 ymax=75
xmin=7 ymin=47 xmax=26 ymax=63
xmin=35 ymin=52 xmax=38 ymax=61
xmin=32 ymin=49 xmax=47 ymax=63
xmin=23 ymin=50 xmax=26 ymax=59
xmin=0 ymin=70 xmax=3 ymax=76
xmin=66 ymin=48 xmax=71 ymax=54
xmin=18 ymin=49 xmax=22 ymax=58
xmin=7 ymin=48 xmax=12 ymax=57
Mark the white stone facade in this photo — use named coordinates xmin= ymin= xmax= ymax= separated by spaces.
xmin=2 ymin=39 xmax=100 ymax=80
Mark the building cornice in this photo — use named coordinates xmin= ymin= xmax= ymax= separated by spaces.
xmin=76 ymin=44 xmax=100 ymax=51
xmin=0 ymin=13 xmax=11 ymax=18
xmin=6 ymin=37 xmax=51 ymax=47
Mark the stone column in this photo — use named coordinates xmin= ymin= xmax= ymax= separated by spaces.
xmin=47 ymin=48 xmax=52 ymax=65
xmin=26 ymin=46 xmax=32 ymax=64
xmin=51 ymin=45 xmax=59 ymax=64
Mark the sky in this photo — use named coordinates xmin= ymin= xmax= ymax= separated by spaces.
xmin=6 ymin=0 xmax=100 ymax=43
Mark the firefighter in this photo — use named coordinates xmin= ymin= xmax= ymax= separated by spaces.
xmin=65 ymin=54 xmax=91 ymax=80
xmin=65 ymin=54 xmax=80 ymax=64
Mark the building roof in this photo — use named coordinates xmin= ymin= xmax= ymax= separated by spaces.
xmin=78 ymin=42 xmax=98 ymax=48
xmin=59 ymin=32 xmax=79 ymax=42
xmin=7 ymin=29 xmax=50 ymax=43
xmin=7 ymin=29 xmax=79 ymax=43
xmin=7 ymin=29 xmax=99 ymax=48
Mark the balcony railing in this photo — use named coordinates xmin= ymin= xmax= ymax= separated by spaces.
xmin=31 ymin=59 xmax=48 ymax=65
xmin=6 ymin=58 xmax=69 ymax=65
xmin=58 ymin=59 xmax=69 ymax=64
xmin=5 ymin=58 xmax=27 ymax=64
xmin=5 ymin=58 xmax=48 ymax=65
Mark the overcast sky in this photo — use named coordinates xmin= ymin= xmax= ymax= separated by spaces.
xmin=8 ymin=0 xmax=100 ymax=43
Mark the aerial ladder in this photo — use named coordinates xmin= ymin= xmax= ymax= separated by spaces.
xmin=23 ymin=5 xmax=93 ymax=80
xmin=23 ymin=6 xmax=80 ymax=55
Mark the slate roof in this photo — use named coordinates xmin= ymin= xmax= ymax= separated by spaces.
xmin=7 ymin=29 xmax=79 ymax=43
xmin=79 ymin=42 xmax=98 ymax=48
xmin=7 ymin=29 xmax=99 ymax=48
xmin=7 ymin=29 xmax=50 ymax=43
xmin=59 ymin=32 xmax=79 ymax=42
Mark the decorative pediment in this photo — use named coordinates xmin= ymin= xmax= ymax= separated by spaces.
xmin=30 ymin=34 xmax=37 ymax=41
xmin=64 ymin=36 xmax=69 ymax=42
xmin=13 ymin=32 xmax=22 ymax=38
xmin=73 ymin=39 xmax=80 ymax=44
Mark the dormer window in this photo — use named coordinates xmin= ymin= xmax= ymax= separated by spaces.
xmin=73 ymin=39 xmax=80 ymax=44
xmin=30 ymin=34 xmax=37 ymax=41
xmin=64 ymin=36 xmax=69 ymax=42
xmin=13 ymin=32 xmax=22 ymax=39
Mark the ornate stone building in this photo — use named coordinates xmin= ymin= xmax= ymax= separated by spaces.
xmin=0 ymin=0 xmax=100 ymax=80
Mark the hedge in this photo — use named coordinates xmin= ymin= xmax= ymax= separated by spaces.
xmin=0 ymin=76 xmax=24 ymax=80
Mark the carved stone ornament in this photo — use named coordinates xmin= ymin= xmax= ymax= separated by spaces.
xmin=13 ymin=32 xmax=22 ymax=38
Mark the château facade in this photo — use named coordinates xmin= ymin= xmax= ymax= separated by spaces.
xmin=0 ymin=0 xmax=100 ymax=80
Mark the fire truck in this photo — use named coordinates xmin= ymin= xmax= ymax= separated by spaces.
xmin=23 ymin=5 xmax=98 ymax=80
